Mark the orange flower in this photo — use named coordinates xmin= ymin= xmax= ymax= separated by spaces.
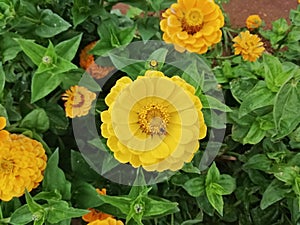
xmin=79 ymin=41 xmax=115 ymax=79
xmin=160 ymin=0 xmax=224 ymax=54
xmin=233 ymin=30 xmax=265 ymax=62
xmin=0 ymin=117 xmax=9 ymax=139
xmin=61 ymin=85 xmax=96 ymax=118
xmin=82 ymin=188 xmax=113 ymax=223
xmin=246 ymin=15 xmax=262 ymax=30
xmin=87 ymin=217 xmax=124 ymax=225
xmin=82 ymin=208 xmax=112 ymax=222
xmin=0 ymin=117 xmax=47 ymax=201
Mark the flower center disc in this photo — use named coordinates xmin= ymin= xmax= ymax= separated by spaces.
xmin=182 ymin=9 xmax=203 ymax=35
xmin=138 ymin=103 xmax=169 ymax=136
xmin=0 ymin=159 xmax=14 ymax=174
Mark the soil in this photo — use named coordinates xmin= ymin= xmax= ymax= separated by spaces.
xmin=223 ymin=0 xmax=298 ymax=29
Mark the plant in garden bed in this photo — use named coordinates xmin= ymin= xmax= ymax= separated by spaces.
xmin=0 ymin=0 xmax=300 ymax=224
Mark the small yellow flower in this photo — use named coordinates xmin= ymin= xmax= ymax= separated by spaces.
xmin=0 ymin=118 xmax=47 ymax=201
xmin=160 ymin=0 xmax=224 ymax=54
xmin=62 ymin=85 xmax=96 ymax=118
xmin=232 ymin=30 xmax=265 ymax=62
xmin=80 ymin=41 xmax=115 ymax=79
xmin=246 ymin=15 xmax=262 ymax=30
xmin=101 ymin=71 xmax=207 ymax=172
xmin=87 ymin=217 xmax=124 ymax=225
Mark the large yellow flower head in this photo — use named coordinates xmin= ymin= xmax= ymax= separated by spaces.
xmin=62 ymin=85 xmax=96 ymax=118
xmin=232 ymin=30 xmax=265 ymax=62
xmin=101 ymin=70 xmax=207 ymax=172
xmin=0 ymin=118 xmax=47 ymax=201
xmin=246 ymin=15 xmax=262 ymax=30
xmin=87 ymin=217 xmax=124 ymax=225
xmin=160 ymin=0 xmax=224 ymax=54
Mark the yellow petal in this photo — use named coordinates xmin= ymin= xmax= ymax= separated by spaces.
xmin=182 ymin=0 xmax=197 ymax=10
xmin=167 ymin=15 xmax=181 ymax=27
xmin=0 ymin=117 xmax=6 ymax=130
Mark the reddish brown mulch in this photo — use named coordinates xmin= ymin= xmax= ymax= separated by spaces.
xmin=223 ymin=0 xmax=298 ymax=29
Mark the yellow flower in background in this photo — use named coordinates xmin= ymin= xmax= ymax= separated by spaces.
xmin=246 ymin=15 xmax=262 ymax=30
xmin=87 ymin=217 xmax=124 ymax=225
xmin=232 ymin=30 xmax=265 ymax=62
xmin=160 ymin=0 xmax=224 ymax=54
xmin=62 ymin=85 xmax=96 ymax=118
xmin=101 ymin=70 xmax=207 ymax=172
xmin=0 ymin=118 xmax=47 ymax=201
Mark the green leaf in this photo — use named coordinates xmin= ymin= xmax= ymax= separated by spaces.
xmin=31 ymin=71 xmax=62 ymax=103
xmin=137 ymin=17 xmax=159 ymax=41
xmin=20 ymin=108 xmax=50 ymax=132
xmin=205 ymin=188 xmax=223 ymax=216
xmin=263 ymin=54 xmax=283 ymax=92
xmin=0 ymin=63 xmax=5 ymax=95
xmin=243 ymin=154 xmax=272 ymax=171
xmin=118 ymin=25 xmax=136 ymax=46
xmin=260 ymin=180 xmax=290 ymax=210
xmin=10 ymin=205 xmax=33 ymax=225
xmin=55 ymin=34 xmax=83 ymax=61
xmin=14 ymin=39 xmax=46 ymax=66
xmin=230 ymin=78 xmax=257 ymax=103
xmin=206 ymin=162 xmax=220 ymax=186
xmin=43 ymin=149 xmax=71 ymax=200
xmin=218 ymin=174 xmax=236 ymax=195
xmin=0 ymin=32 xmax=22 ymax=63
xmin=290 ymin=6 xmax=300 ymax=26
xmin=45 ymin=103 xmax=69 ymax=134
xmin=182 ymin=177 xmax=205 ymax=197
xmin=200 ymin=94 xmax=232 ymax=112
xmin=273 ymin=79 xmax=300 ymax=139
xmin=239 ymin=81 xmax=275 ymax=118
xmin=143 ymin=196 xmax=179 ymax=218
xmin=24 ymin=191 xmax=46 ymax=225
xmin=46 ymin=200 xmax=89 ymax=223
xmin=35 ymin=9 xmax=71 ymax=38
xmin=274 ymin=166 xmax=299 ymax=185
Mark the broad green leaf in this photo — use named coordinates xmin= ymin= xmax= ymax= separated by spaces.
xmin=0 ymin=63 xmax=5 ymax=95
xmin=46 ymin=200 xmax=89 ymax=223
xmin=205 ymin=189 xmax=223 ymax=216
xmin=24 ymin=190 xmax=43 ymax=213
xmin=243 ymin=154 xmax=272 ymax=171
xmin=206 ymin=162 xmax=220 ymax=185
xmin=239 ymin=81 xmax=275 ymax=118
xmin=263 ymin=54 xmax=283 ymax=92
xmin=196 ymin=195 xmax=215 ymax=216
xmin=0 ymin=32 xmax=22 ymax=62
xmin=55 ymin=34 xmax=83 ymax=61
xmin=260 ymin=180 xmax=290 ymax=210
xmin=274 ymin=166 xmax=299 ymax=185
xmin=242 ymin=120 xmax=266 ymax=144
xmin=35 ymin=9 xmax=71 ymax=38
xmin=230 ymin=78 xmax=257 ymax=103
xmin=43 ymin=149 xmax=71 ymax=200
xmin=33 ymin=191 xmax=62 ymax=201
xmin=9 ymin=205 xmax=33 ymax=225
xmin=273 ymin=79 xmax=300 ymax=139
xmin=118 ymin=26 xmax=136 ymax=46
xmin=290 ymin=6 xmax=300 ymax=26
xmin=143 ymin=196 xmax=179 ymax=218
xmin=182 ymin=177 xmax=205 ymax=197
xmin=200 ymin=94 xmax=232 ymax=112
xmin=137 ymin=17 xmax=159 ymax=41
xmin=31 ymin=72 xmax=61 ymax=103
xmin=14 ymin=39 xmax=46 ymax=65
xmin=218 ymin=174 xmax=236 ymax=195
xmin=44 ymin=103 xmax=69 ymax=134
xmin=20 ymin=108 xmax=50 ymax=132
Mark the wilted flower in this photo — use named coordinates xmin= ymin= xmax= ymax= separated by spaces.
xmin=62 ymin=85 xmax=96 ymax=118
xmin=101 ymin=70 xmax=207 ymax=172
xmin=160 ymin=0 xmax=224 ymax=54
xmin=79 ymin=41 xmax=114 ymax=79
xmin=246 ymin=15 xmax=262 ymax=30
xmin=232 ymin=30 xmax=265 ymax=62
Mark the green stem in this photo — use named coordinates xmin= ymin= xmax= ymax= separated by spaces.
xmin=207 ymin=55 xmax=237 ymax=60
xmin=23 ymin=16 xmax=41 ymax=24
xmin=171 ymin=214 xmax=174 ymax=225
xmin=0 ymin=218 xmax=10 ymax=224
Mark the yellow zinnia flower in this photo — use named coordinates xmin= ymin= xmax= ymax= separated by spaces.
xmin=62 ymin=85 xmax=96 ymax=118
xmin=160 ymin=0 xmax=224 ymax=54
xmin=0 ymin=119 xmax=47 ymax=201
xmin=101 ymin=70 xmax=207 ymax=172
xmin=232 ymin=30 xmax=265 ymax=62
xmin=246 ymin=15 xmax=262 ymax=30
xmin=87 ymin=217 xmax=124 ymax=225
